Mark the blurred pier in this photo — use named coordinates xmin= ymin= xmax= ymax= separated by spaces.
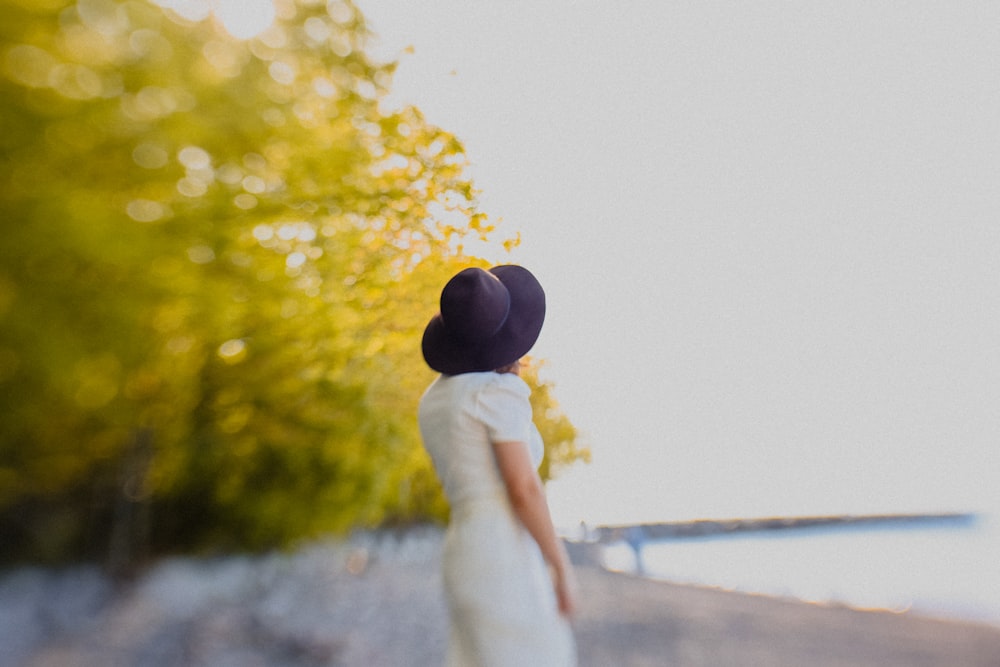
xmin=575 ymin=512 xmax=977 ymax=575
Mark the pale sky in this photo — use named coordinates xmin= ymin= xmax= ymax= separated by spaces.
xmin=358 ymin=1 xmax=1000 ymax=527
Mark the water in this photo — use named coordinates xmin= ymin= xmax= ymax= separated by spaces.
xmin=600 ymin=514 xmax=1000 ymax=627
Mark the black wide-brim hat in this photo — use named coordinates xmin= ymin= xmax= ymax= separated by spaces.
xmin=422 ymin=265 xmax=545 ymax=375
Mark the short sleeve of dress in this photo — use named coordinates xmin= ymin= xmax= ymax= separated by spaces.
xmin=475 ymin=374 xmax=533 ymax=444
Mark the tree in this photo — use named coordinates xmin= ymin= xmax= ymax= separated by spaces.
xmin=522 ymin=359 xmax=592 ymax=483
xmin=0 ymin=0 xmax=586 ymax=564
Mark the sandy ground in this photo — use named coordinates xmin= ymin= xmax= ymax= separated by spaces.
xmin=572 ymin=567 xmax=1000 ymax=667
xmin=3 ymin=529 xmax=999 ymax=666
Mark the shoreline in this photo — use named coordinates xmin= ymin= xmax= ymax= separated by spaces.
xmin=3 ymin=530 xmax=999 ymax=666
xmin=570 ymin=514 xmax=1000 ymax=631
xmin=572 ymin=564 xmax=1000 ymax=667
xmin=566 ymin=534 xmax=1000 ymax=627
xmin=591 ymin=561 xmax=1000 ymax=631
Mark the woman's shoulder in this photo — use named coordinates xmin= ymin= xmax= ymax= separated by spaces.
xmin=444 ymin=371 xmax=529 ymax=396
xmin=477 ymin=370 xmax=528 ymax=389
xmin=476 ymin=372 xmax=531 ymax=405
xmin=467 ymin=372 xmax=532 ymax=433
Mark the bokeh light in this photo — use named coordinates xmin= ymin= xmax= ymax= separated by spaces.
xmin=212 ymin=0 xmax=276 ymax=40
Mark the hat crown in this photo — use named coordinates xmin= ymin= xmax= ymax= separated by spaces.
xmin=439 ymin=268 xmax=511 ymax=343
xmin=422 ymin=264 xmax=544 ymax=375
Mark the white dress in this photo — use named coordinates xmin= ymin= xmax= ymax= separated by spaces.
xmin=419 ymin=372 xmax=576 ymax=667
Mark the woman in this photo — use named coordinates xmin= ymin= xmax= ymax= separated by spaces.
xmin=419 ymin=265 xmax=578 ymax=666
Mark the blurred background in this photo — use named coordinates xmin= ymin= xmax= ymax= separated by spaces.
xmin=356 ymin=0 xmax=1000 ymax=624
xmin=0 ymin=0 xmax=587 ymax=569
xmin=2 ymin=0 xmax=998 ymax=630
xmin=358 ymin=0 xmax=1000 ymax=527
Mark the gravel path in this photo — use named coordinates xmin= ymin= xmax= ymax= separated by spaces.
xmin=2 ymin=530 xmax=448 ymax=667
xmin=3 ymin=529 xmax=999 ymax=666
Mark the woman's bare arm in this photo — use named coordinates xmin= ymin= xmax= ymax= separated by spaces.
xmin=493 ymin=440 xmax=578 ymax=617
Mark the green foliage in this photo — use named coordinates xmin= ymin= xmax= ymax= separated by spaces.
xmin=0 ymin=0 xmax=586 ymax=564
xmin=522 ymin=360 xmax=592 ymax=482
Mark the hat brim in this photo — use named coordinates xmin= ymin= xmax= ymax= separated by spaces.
xmin=422 ymin=265 xmax=545 ymax=375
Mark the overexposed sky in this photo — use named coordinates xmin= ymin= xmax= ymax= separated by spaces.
xmin=358 ymin=1 xmax=1000 ymax=526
